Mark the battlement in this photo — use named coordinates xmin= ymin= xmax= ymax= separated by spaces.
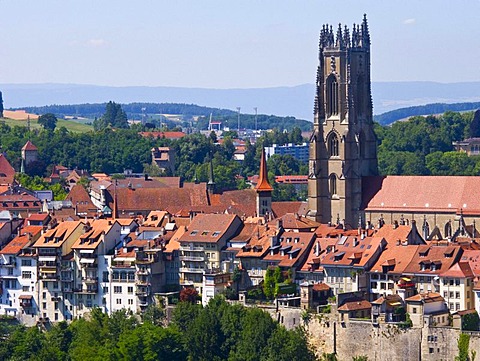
xmin=319 ymin=14 xmax=370 ymax=50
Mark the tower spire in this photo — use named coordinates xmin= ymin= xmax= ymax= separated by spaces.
xmin=256 ymin=148 xmax=273 ymax=192
xmin=255 ymin=147 xmax=273 ymax=217
xmin=207 ymin=155 xmax=215 ymax=193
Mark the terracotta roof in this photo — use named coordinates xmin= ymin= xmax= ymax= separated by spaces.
xmin=271 ymin=213 xmax=321 ymax=231
xmin=320 ymin=236 xmax=386 ymax=269
xmin=164 ymin=226 xmax=186 ymax=253
xmin=459 ymin=250 xmax=480 ymax=276
xmin=71 ymin=220 xmax=118 ymax=250
xmin=440 ymin=261 xmax=474 ymax=278
xmin=262 ymin=231 xmax=315 ymax=268
xmin=338 ymin=299 xmax=372 ymax=311
xmin=66 ymin=185 xmax=97 ymax=216
xmin=405 ymin=292 xmax=444 ymax=303
xmin=363 ymin=176 xmax=480 ymax=214
xmin=374 ymin=225 xmax=417 ymax=244
xmin=313 ymin=283 xmax=330 ymax=291
xmin=108 ymin=178 xmax=170 ymax=190
xmin=27 ymin=213 xmax=50 ymax=222
xmin=143 ymin=211 xmax=168 ymax=227
xmin=179 ymin=214 xmax=240 ymax=243
xmin=0 ymin=154 xmax=15 ymax=184
xmin=271 ymin=202 xmax=308 ymax=218
xmin=255 ymin=148 xmax=273 ymax=192
xmin=33 ymin=221 xmax=83 ymax=248
xmin=236 ymin=224 xmax=280 ymax=259
xmin=22 ymin=140 xmax=37 ymax=151
xmin=403 ymin=245 xmax=462 ymax=275
xmin=370 ymin=244 xmax=419 ymax=274
xmin=153 ymin=177 xmax=181 ymax=188
xmin=0 ymin=225 xmax=43 ymax=255
xmin=139 ymin=131 xmax=186 ymax=139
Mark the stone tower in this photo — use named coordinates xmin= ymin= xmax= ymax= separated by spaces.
xmin=307 ymin=15 xmax=378 ymax=227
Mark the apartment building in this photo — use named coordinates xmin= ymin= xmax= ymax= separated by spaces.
xmin=179 ymin=214 xmax=242 ymax=293
xmin=33 ymin=221 xmax=84 ymax=323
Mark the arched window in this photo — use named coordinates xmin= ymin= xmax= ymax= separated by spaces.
xmin=326 ymin=75 xmax=338 ymax=117
xmin=444 ymin=221 xmax=452 ymax=238
xmin=329 ymin=174 xmax=337 ymax=196
xmin=328 ymin=133 xmax=339 ymax=157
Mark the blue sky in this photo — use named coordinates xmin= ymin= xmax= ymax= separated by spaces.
xmin=1 ymin=1 xmax=479 ymax=88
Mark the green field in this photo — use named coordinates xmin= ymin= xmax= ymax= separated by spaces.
xmin=0 ymin=117 xmax=93 ymax=133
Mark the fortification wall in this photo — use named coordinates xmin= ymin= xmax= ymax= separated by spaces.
xmin=270 ymin=309 xmax=480 ymax=361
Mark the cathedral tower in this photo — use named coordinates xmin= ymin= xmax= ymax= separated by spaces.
xmin=307 ymin=15 xmax=378 ymax=227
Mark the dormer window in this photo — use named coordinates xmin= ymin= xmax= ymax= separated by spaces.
xmin=294 ymin=237 xmax=299 ymax=243
xmin=190 ymin=230 xmax=198 ymax=236
xmin=201 ymin=231 xmax=209 ymax=236
xmin=212 ymin=231 xmax=221 ymax=237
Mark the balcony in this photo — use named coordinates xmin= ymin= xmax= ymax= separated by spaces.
xmin=80 ymin=258 xmax=97 ymax=268
xmin=179 ymin=279 xmax=196 ymax=286
xmin=74 ymin=285 xmax=98 ymax=293
xmin=180 ymin=267 xmax=204 ymax=274
xmin=180 ymin=255 xmax=205 ymax=262
xmin=135 ymin=287 xmax=150 ymax=296
xmin=1 ymin=261 xmax=16 ymax=268
xmin=136 ymin=279 xmax=151 ymax=286
xmin=39 ymin=273 xmax=59 ymax=281
xmin=136 ymin=268 xmax=149 ymax=276
xmin=179 ymin=245 xmax=204 ymax=252
xmin=397 ymin=281 xmax=415 ymax=289
xmin=82 ymin=277 xmax=98 ymax=284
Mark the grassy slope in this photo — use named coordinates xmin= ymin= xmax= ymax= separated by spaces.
xmin=0 ymin=117 xmax=93 ymax=133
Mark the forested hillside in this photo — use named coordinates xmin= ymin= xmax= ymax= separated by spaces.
xmin=375 ymin=111 xmax=479 ymax=175
xmin=12 ymin=103 xmax=313 ymax=131
xmin=374 ymin=102 xmax=480 ymax=125
xmin=0 ymin=298 xmax=315 ymax=361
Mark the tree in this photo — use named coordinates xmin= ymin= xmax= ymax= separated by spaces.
xmin=455 ymin=333 xmax=471 ymax=361
xmin=38 ymin=113 xmax=58 ymax=131
xmin=94 ymin=101 xmax=128 ymax=130
xmin=0 ymin=91 xmax=3 ymax=118
xmin=179 ymin=287 xmax=199 ymax=303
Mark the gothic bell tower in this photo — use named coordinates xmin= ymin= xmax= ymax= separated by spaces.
xmin=307 ymin=15 xmax=378 ymax=227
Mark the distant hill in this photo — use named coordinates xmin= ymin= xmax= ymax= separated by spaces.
xmin=13 ymin=102 xmax=313 ymax=132
xmin=3 ymin=81 xmax=480 ymax=120
xmin=374 ymin=102 xmax=480 ymax=125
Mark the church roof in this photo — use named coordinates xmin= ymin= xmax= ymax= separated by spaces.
xmin=255 ymin=148 xmax=273 ymax=192
xmin=22 ymin=140 xmax=37 ymax=151
xmin=363 ymin=176 xmax=480 ymax=215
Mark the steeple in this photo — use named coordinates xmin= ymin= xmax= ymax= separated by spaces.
xmin=256 ymin=148 xmax=273 ymax=193
xmin=207 ymin=155 xmax=215 ymax=193
xmin=256 ymin=148 xmax=272 ymax=217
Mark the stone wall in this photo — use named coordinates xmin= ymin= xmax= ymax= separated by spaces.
xmin=271 ymin=309 xmax=480 ymax=361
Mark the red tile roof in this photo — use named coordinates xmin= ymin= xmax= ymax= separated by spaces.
xmin=370 ymin=244 xmax=419 ymax=274
xmin=139 ymin=131 xmax=186 ymax=139
xmin=364 ymin=176 xmax=480 ymax=214
xmin=179 ymin=214 xmax=240 ymax=243
xmin=440 ymin=261 xmax=474 ymax=278
xmin=262 ymin=231 xmax=315 ymax=268
xmin=338 ymin=299 xmax=372 ymax=311
xmin=0 ymin=154 xmax=15 ymax=184
xmin=405 ymin=292 xmax=444 ymax=303
xmin=0 ymin=225 xmax=43 ymax=255
xmin=21 ymin=140 xmax=37 ymax=151
xmin=403 ymin=245 xmax=462 ymax=275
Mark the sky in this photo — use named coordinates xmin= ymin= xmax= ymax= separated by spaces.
xmin=1 ymin=0 xmax=480 ymax=89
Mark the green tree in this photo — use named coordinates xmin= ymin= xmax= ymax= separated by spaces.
xmin=455 ymin=333 xmax=471 ymax=361
xmin=94 ymin=101 xmax=128 ymax=130
xmin=38 ymin=113 xmax=58 ymax=131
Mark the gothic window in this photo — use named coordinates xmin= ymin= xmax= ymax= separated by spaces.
xmin=444 ymin=222 xmax=452 ymax=238
xmin=328 ymin=133 xmax=339 ymax=157
xmin=329 ymin=174 xmax=337 ymax=196
xmin=326 ymin=74 xmax=339 ymax=117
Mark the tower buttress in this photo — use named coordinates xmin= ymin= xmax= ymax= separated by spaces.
xmin=308 ymin=15 xmax=378 ymax=227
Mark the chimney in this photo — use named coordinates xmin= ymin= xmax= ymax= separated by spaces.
xmin=353 ymin=238 xmax=359 ymax=247
xmin=315 ymin=241 xmax=320 ymax=256
xmin=276 ymin=218 xmax=283 ymax=230
xmin=393 ymin=220 xmax=398 ymax=229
